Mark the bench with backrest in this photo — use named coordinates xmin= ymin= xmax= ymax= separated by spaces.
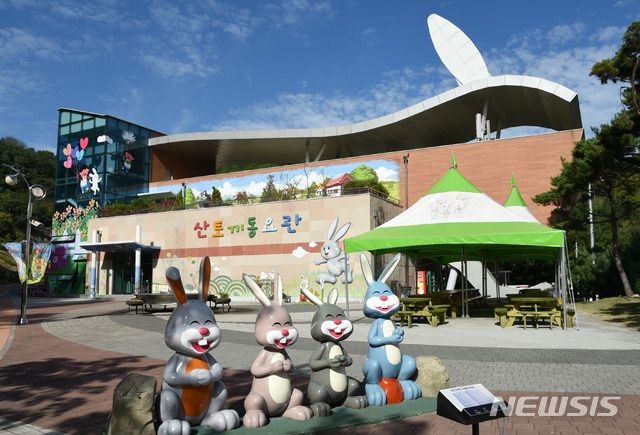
xmin=140 ymin=293 xmax=201 ymax=311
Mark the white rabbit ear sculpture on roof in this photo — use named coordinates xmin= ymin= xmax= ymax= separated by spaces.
xmin=314 ymin=217 xmax=354 ymax=289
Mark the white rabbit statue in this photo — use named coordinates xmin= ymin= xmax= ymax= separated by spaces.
xmin=314 ymin=217 xmax=353 ymax=289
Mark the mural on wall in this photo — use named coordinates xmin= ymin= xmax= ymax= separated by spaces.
xmin=150 ymin=159 xmax=400 ymax=207
xmin=61 ymin=137 xmax=102 ymax=197
xmin=143 ymin=160 xmax=400 ymax=299
xmin=49 ymin=200 xmax=99 ymax=294
xmin=158 ymin=253 xmax=257 ymax=298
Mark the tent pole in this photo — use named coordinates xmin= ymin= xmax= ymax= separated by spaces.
xmin=562 ymin=238 xmax=569 ymax=329
xmin=344 ymin=252 xmax=350 ymax=319
xmin=461 ymin=246 xmax=468 ymax=317
xmin=481 ymin=251 xmax=487 ymax=304
xmin=494 ymin=260 xmax=500 ymax=299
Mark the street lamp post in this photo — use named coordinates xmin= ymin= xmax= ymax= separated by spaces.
xmin=3 ymin=163 xmax=47 ymax=325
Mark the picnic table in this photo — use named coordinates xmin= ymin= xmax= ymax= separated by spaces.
xmin=393 ymin=296 xmax=448 ymax=328
xmin=503 ymin=296 xmax=561 ymax=329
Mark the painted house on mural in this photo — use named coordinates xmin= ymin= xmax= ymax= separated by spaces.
xmin=323 ymin=174 xmax=354 ymax=197
xmin=47 ymin=14 xmax=583 ymax=301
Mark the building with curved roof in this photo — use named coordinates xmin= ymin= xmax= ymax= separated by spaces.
xmin=49 ymin=14 xmax=584 ymax=298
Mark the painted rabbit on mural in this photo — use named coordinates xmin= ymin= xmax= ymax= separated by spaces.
xmin=360 ymin=252 xmax=421 ymax=406
xmin=301 ymin=286 xmax=367 ymax=416
xmin=89 ymin=167 xmax=101 ymax=195
xmin=242 ymin=272 xmax=313 ymax=427
xmin=157 ymin=256 xmax=239 ymax=435
xmin=314 ymin=217 xmax=353 ymax=289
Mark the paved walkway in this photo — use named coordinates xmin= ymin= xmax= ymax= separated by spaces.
xmin=1 ymin=284 xmax=639 ymax=434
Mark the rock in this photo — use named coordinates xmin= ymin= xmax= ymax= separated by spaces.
xmin=105 ymin=373 xmax=157 ymax=435
xmin=415 ymin=356 xmax=450 ymax=397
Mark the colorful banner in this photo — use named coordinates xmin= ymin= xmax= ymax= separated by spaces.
xmin=29 ymin=242 xmax=53 ymax=284
xmin=3 ymin=242 xmax=27 ymax=283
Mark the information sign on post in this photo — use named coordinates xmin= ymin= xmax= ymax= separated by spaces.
xmin=437 ymin=384 xmax=511 ymax=435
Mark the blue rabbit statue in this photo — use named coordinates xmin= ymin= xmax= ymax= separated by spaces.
xmin=360 ymin=252 xmax=422 ymax=406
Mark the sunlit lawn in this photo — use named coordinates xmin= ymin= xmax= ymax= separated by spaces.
xmin=576 ymin=296 xmax=640 ymax=331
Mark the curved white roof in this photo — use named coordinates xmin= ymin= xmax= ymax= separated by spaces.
xmin=149 ymin=74 xmax=582 ymax=168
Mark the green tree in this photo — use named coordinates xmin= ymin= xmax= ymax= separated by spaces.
xmin=173 ymin=190 xmax=184 ymax=209
xmin=534 ymin=20 xmax=640 ymax=297
xmin=344 ymin=179 xmax=389 ymax=198
xmin=185 ymin=187 xmax=197 ymax=207
xmin=350 ymin=164 xmax=379 ymax=183
xmin=260 ymin=174 xmax=280 ymax=203
xmin=211 ymin=186 xmax=222 ymax=206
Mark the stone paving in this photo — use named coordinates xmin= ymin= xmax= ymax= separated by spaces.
xmin=1 ymin=285 xmax=639 ymax=434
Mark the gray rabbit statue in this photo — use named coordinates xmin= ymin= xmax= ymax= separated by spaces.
xmin=242 ymin=273 xmax=313 ymax=427
xmin=157 ymin=256 xmax=240 ymax=435
xmin=301 ymin=286 xmax=367 ymax=416
xmin=314 ymin=217 xmax=354 ymax=288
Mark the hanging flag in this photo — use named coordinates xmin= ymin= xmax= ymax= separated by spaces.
xmin=29 ymin=242 xmax=53 ymax=284
xmin=3 ymin=242 xmax=27 ymax=283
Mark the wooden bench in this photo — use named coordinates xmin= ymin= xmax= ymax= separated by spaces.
xmin=393 ymin=305 xmax=416 ymax=328
xmin=494 ymin=307 xmax=509 ymax=328
xmin=412 ymin=307 xmax=447 ymax=327
xmin=213 ymin=297 xmax=231 ymax=312
xmin=126 ymin=298 xmax=144 ymax=314
xmin=506 ymin=309 xmax=535 ymax=329
xmin=530 ymin=310 xmax=561 ymax=329
xmin=140 ymin=293 xmax=200 ymax=311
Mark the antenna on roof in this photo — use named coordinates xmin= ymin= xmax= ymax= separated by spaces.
xmin=511 ymin=173 xmax=516 ymax=188
xmin=451 ymin=152 xmax=458 ymax=169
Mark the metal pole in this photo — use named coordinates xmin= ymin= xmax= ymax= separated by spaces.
xmin=20 ymin=187 xmax=34 ymax=325
xmin=3 ymin=163 xmax=46 ymax=326
xmin=90 ymin=230 xmax=99 ymax=298
xmin=134 ymin=225 xmax=142 ymax=294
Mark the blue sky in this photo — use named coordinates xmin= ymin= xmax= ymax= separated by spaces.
xmin=1 ymin=0 xmax=638 ymax=154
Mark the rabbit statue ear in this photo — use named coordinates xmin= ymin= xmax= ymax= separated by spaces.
xmin=327 ymin=217 xmax=339 ymax=239
xmin=327 ymin=288 xmax=339 ymax=305
xmin=243 ymin=273 xmax=271 ymax=307
xmin=378 ymin=253 xmax=402 ymax=284
xmin=199 ymin=256 xmax=211 ymax=303
xmin=301 ymin=286 xmax=323 ymax=307
xmin=273 ymin=273 xmax=283 ymax=306
xmin=333 ymin=222 xmax=351 ymax=241
xmin=166 ymin=267 xmax=188 ymax=305
xmin=359 ymin=252 xmax=374 ymax=285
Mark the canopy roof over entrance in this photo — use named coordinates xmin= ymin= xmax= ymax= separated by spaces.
xmin=79 ymin=241 xmax=161 ymax=253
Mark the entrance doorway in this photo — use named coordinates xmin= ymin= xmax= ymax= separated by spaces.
xmin=111 ymin=251 xmax=153 ymax=294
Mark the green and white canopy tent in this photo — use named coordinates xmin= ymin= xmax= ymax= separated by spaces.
xmin=504 ymin=174 xmax=540 ymax=223
xmin=344 ymin=157 xmax=575 ymax=327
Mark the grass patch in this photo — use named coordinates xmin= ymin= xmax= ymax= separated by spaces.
xmin=575 ymin=296 xmax=640 ymax=331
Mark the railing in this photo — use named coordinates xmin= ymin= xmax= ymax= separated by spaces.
xmin=98 ymin=187 xmax=399 ymax=218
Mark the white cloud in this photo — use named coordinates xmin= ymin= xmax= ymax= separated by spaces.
xmin=204 ymin=68 xmax=432 ymax=131
xmin=292 ymin=246 xmax=309 ymax=258
xmin=217 ymin=181 xmax=238 ymax=199
xmin=245 ymin=181 xmax=267 ymax=196
xmin=375 ymin=166 xmax=398 ymax=182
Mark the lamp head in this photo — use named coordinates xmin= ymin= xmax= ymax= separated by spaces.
xmin=5 ymin=174 xmax=18 ymax=186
